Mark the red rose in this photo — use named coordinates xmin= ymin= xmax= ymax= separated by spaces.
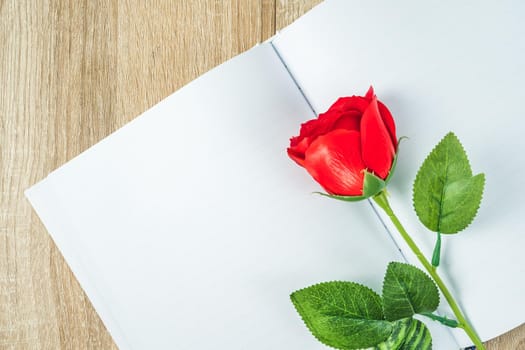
xmin=288 ymin=86 xmax=397 ymax=198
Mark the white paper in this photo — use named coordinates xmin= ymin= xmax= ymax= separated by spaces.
xmin=273 ymin=0 xmax=525 ymax=346
xmin=26 ymin=43 xmax=403 ymax=349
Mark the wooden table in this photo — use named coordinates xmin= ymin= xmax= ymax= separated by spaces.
xmin=1 ymin=1 xmax=523 ymax=348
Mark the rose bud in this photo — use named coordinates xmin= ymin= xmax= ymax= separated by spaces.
xmin=287 ymin=86 xmax=398 ymax=200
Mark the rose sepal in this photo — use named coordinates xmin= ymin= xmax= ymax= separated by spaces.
xmin=315 ymin=192 xmax=369 ymax=202
xmin=384 ymin=137 xmax=407 ymax=183
xmin=385 ymin=152 xmax=398 ymax=184
xmin=362 ymin=171 xmax=387 ymax=197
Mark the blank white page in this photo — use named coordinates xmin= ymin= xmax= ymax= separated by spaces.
xmin=273 ymin=0 xmax=525 ymax=346
xmin=26 ymin=43 xmax=403 ymax=349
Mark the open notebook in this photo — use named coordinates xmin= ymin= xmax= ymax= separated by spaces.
xmin=26 ymin=0 xmax=525 ymax=348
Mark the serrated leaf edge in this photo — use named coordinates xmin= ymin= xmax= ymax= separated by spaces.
xmin=290 ymin=281 xmax=390 ymax=350
xmin=291 ymin=288 xmax=340 ymax=350
xmin=412 ymin=133 xmax=468 ymax=230
xmin=381 ymin=262 xmax=440 ymax=320
xmin=412 ymin=132 xmax=485 ymax=234
xmin=442 ymin=173 xmax=485 ymax=234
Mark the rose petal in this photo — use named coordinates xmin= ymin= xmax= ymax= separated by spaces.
xmin=292 ymin=118 xmax=321 ymax=145
xmin=289 ymin=108 xmax=362 ymax=163
xmin=304 ymin=129 xmax=365 ymax=196
xmin=377 ymin=101 xmax=397 ymax=149
xmin=291 ymin=110 xmax=344 ymax=146
xmin=287 ymin=147 xmax=306 ymax=167
xmin=328 ymin=96 xmax=370 ymax=114
xmin=332 ymin=110 xmax=361 ymax=131
xmin=365 ymin=86 xmax=375 ymax=99
xmin=361 ymin=97 xmax=395 ymax=179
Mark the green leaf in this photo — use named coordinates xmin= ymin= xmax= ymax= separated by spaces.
xmin=436 ymin=174 xmax=485 ymax=233
xmin=373 ymin=318 xmax=432 ymax=350
xmin=382 ymin=262 xmax=439 ymax=321
xmin=413 ymin=132 xmax=485 ymax=234
xmin=291 ymin=281 xmax=392 ymax=349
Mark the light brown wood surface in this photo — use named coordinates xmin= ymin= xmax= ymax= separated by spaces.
xmin=0 ymin=1 xmax=523 ymax=349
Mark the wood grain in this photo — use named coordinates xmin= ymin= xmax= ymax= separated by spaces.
xmin=0 ymin=0 xmax=522 ymax=348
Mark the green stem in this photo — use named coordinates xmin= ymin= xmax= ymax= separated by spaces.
xmin=373 ymin=190 xmax=486 ymax=350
